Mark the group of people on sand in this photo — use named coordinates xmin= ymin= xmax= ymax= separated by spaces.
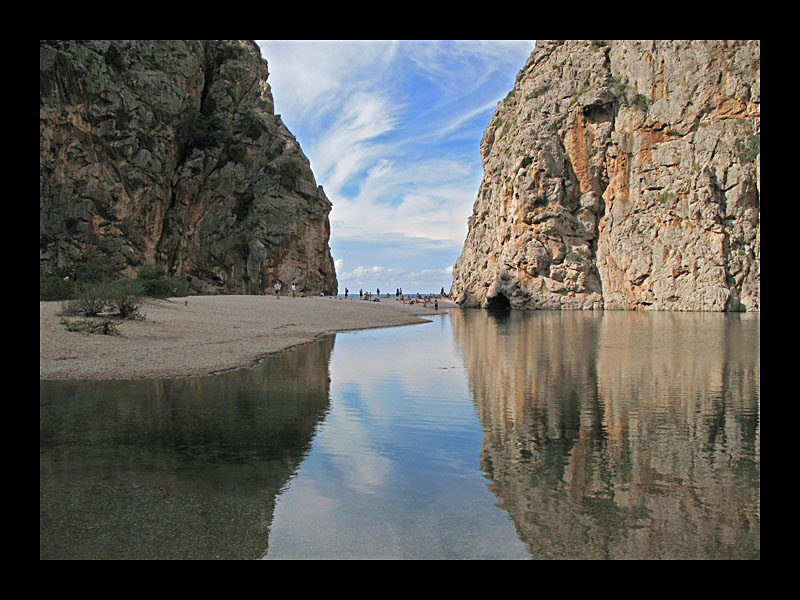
xmin=273 ymin=281 xmax=450 ymax=308
xmin=355 ymin=288 xmax=390 ymax=301
xmin=340 ymin=286 xmax=448 ymax=310
xmin=272 ymin=281 xmax=330 ymax=299
xmin=273 ymin=281 xmax=297 ymax=298
xmin=400 ymin=292 xmax=442 ymax=310
xmin=347 ymin=286 xmax=445 ymax=302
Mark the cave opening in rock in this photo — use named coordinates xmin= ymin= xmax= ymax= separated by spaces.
xmin=486 ymin=292 xmax=511 ymax=310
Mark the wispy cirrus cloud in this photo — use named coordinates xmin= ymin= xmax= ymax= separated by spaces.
xmin=311 ymin=90 xmax=403 ymax=198
xmin=256 ymin=40 xmax=534 ymax=292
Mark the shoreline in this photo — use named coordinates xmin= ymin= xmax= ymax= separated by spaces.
xmin=40 ymin=294 xmax=457 ymax=381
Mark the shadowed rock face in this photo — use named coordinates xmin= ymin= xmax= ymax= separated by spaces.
xmin=40 ymin=40 xmax=337 ymax=295
xmin=452 ymin=40 xmax=759 ymax=311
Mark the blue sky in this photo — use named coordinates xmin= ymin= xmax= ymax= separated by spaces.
xmin=256 ymin=40 xmax=534 ymax=294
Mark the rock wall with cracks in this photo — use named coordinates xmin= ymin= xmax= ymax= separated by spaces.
xmin=40 ymin=40 xmax=338 ymax=296
xmin=451 ymin=40 xmax=759 ymax=311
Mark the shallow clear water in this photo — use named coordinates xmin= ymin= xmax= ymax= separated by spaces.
xmin=40 ymin=310 xmax=759 ymax=559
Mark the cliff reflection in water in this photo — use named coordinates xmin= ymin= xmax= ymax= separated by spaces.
xmin=40 ymin=336 xmax=335 ymax=560
xmin=450 ymin=309 xmax=760 ymax=559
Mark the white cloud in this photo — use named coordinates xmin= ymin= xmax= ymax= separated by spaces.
xmin=311 ymin=91 xmax=403 ymax=197
xmin=330 ymin=155 xmax=481 ymax=245
xmin=256 ymin=40 xmax=533 ymax=292
xmin=422 ymin=98 xmax=499 ymax=142
xmin=257 ymin=41 xmax=399 ymax=121
xmin=340 ymin=265 xmax=396 ymax=281
xmin=339 ymin=263 xmax=456 ymax=292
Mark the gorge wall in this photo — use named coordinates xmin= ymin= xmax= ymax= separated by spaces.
xmin=40 ymin=40 xmax=338 ymax=295
xmin=451 ymin=40 xmax=759 ymax=311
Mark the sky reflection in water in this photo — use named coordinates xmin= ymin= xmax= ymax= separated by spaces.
xmin=41 ymin=310 xmax=759 ymax=559
xmin=263 ymin=315 xmax=529 ymax=559
xmin=264 ymin=310 xmax=760 ymax=560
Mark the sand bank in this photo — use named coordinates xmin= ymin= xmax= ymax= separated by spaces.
xmin=40 ymin=294 xmax=456 ymax=380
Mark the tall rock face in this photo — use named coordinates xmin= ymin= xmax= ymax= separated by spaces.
xmin=40 ymin=40 xmax=338 ymax=295
xmin=452 ymin=40 xmax=759 ymax=311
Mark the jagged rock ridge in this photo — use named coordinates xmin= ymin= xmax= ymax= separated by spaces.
xmin=40 ymin=40 xmax=338 ymax=295
xmin=452 ymin=40 xmax=759 ymax=311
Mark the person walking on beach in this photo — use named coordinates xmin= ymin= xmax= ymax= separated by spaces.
xmin=291 ymin=283 xmax=296 ymax=298
xmin=274 ymin=281 xmax=281 ymax=298
xmin=345 ymin=287 xmax=349 ymax=298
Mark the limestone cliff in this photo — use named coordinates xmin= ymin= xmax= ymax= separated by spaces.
xmin=40 ymin=40 xmax=338 ymax=295
xmin=452 ymin=40 xmax=759 ymax=311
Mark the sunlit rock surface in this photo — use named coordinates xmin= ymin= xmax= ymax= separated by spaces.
xmin=452 ymin=40 xmax=759 ymax=311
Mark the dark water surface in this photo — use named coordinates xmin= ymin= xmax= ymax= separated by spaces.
xmin=40 ymin=310 xmax=759 ymax=559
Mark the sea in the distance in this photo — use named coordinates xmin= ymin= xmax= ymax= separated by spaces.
xmin=40 ymin=309 xmax=759 ymax=559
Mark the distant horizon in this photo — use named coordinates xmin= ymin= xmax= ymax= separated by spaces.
xmin=337 ymin=287 xmax=450 ymax=296
xmin=256 ymin=40 xmax=535 ymax=294
xmin=282 ymin=289 xmax=452 ymax=298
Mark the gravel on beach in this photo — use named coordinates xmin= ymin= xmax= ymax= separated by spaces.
xmin=40 ymin=294 xmax=455 ymax=380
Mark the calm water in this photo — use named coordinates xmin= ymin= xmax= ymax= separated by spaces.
xmin=40 ymin=310 xmax=760 ymax=559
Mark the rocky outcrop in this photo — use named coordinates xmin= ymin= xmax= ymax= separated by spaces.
xmin=40 ymin=40 xmax=337 ymax=295
xmin=452 ymin=40 xmax=759 ymax=311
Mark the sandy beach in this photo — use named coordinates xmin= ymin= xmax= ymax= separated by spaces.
xmin=40 ymin=294 xmax=456 ymax=380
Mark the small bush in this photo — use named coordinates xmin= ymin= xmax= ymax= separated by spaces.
xmin=106 ymin=278 xmax=146 ymax=319
xmin=40 ymin=253 xmax=116 ymax=300
xmin=73 ymin=258 xmax=116 ymax=284
xmin=59 ymin=283 xmax=109 ymax=317
xmin=60 ymin=318 xmax=121 ymax=336
xmin=58 ymin=279 xmax=145 ymax=321
xmin=40 ymin=273 xmax=79 ymax=301
xmin=275 ymin=158 xmax=304 ymax=188
xmin=241 ymin=110 xmax=266 ymax=139
xmin=43 ymin=262 xmax=179 ymax=304
xmin=179 ymin=109 xmax=225 ymax=152
xmin=137 ymin=263 xmax=166 ymax=280
xmin=213 ymin=40 xmax=245 ymax=67
xmin=633 ymin=93 xmax=651 ymax=112
xmin=611 ymin=77 xmax=632 ymax=94
xmin=136 ymin=263 xmax=178 ymax=298
xmin=530 ymin=84 xmax=551 ymax=98
xmin=735 ymin=133 xmax=760 ymax=164
xmin=498 ymin=120 xmax=513 ymax=140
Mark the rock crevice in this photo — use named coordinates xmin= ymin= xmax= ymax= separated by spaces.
xmin=40 ymin=40 xmax=338 ymax=295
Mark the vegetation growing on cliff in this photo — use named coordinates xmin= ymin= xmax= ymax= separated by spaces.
xmin=735 ymin=133 xmax=761 ymax=164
